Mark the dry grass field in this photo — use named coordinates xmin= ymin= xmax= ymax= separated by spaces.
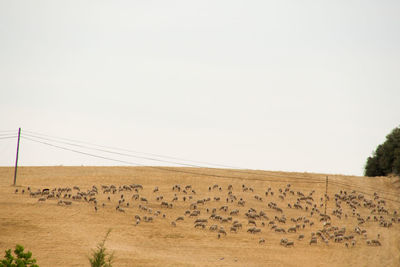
xmin=0 ymin=166 xmax=399 ymax=267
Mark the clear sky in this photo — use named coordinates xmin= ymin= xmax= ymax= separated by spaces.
xmin=0 ymin=1 xmax=399 ymax=176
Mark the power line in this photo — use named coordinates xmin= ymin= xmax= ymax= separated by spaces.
xmin=21 ymin=132 xmax=325 ymax=183
xmin=22 ymin=136 xmax=324 ymax=184
xmin=23 ymin=129 xmax=240 ymax=169
xmin=0 ymin=133 xmax=18 ymax=136
xmin=19 ymin=132 xmax=399 ymax=204
xmin=21 ymin=132 xmax=216 ymax=168
xmin=0 ymin=136 xmax=17 ymax=140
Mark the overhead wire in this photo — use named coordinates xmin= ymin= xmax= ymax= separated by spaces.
xmin=23 ymin=129 xmax=240 ymax=169
xmin=0 ymin=136 xmax=17 ymax=140
xmin=21 ymin=129 xmax=399 ymax=199
xmin=22 ymin=132 xmax=219 ymax=168
xmin=0 ymin=133 xmax=18 ymax=136
xmin=18 ymin=132 xmax=400 ymax=203
xmin=21 ymin=136 xmax=324 ymax=184
xmin=21 ymin=131 xmax=325 ymax=183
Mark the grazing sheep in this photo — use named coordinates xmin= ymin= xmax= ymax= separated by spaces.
xmin=116 ymin=206 xmax=125 ymax=213
xmin=248 ymin=227 xmax=261 ymax=234
xmin=194 ymin=218 xmax=208 ymax=224
xmin=194 ymin=223 xmax=206 ymax=229
xmin=218 ymin=229 xmax=227 ymax=236
xmin=233 ymin=223 xmax=242 ymax=229
xmin=144 ymin=216 xmax=153 ymax=222
xmin=285 ymin=241 xmax=294 ymax=247
xmin=209 ymin=225 xmax=218 ymax=231
xmin=248 ymin=219 xmax=257 ymax=226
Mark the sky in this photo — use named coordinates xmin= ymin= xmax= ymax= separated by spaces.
xmin=0 ymin=1 xmax=399 ymax=176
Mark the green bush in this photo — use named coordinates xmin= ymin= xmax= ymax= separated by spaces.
xmin=0 ymin=244 xmax=38 ymax=267
xmin=89 ymin=229 xmax=114 ymax=267
xmin=365 ymin=126 xmax=400 ymax=177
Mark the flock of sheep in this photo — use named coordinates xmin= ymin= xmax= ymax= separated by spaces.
xmin=15 ymin=179 xmax=399 ymax=248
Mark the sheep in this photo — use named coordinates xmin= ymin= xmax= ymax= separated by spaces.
xmin=233 ymin=223 xmax=242 ymax=229
xmin=194 ymin=218 xmax=208 ymax=224
xmin=368 ymin=240 xmax=381 ymax=246
xmin=161 ymin=201 xmax=170 ymax=208
xmin=285 ymin=241 xmax=294 ymax=247
xmin=194 ymin=223 xmax=206 ymax=229
xmin=209 ymin=225 xmax=218 ymax=231
xmin=230 ymin=209 xmax=239 ymax=216
xmin=218 ymin=228 xmax=227 ymax=236
xmin=248 ymin=219 xmax=257 ymax=226
xmin=247 ymin=227 xmax=261 ymax=234
xmin=176 ymin=216 xmax=184 ymax=221
xmin=116 ymin=206 xmax=125 ymax=213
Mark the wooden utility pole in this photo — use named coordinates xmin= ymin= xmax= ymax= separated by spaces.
xmin=13 ymin=128 xmax=21 ymax=186
xmin=324 ymin=175 xmax=328 ymax=216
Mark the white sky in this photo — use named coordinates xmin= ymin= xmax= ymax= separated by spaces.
xmin=0 ymin=1 xmax=399 ymax=176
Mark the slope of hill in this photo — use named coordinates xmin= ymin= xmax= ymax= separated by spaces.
xmin=0 ymin=166 xmax=399 ymax=266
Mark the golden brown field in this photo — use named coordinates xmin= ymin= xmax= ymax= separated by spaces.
xmin=0 ymin=166 xmax=399 ymax=267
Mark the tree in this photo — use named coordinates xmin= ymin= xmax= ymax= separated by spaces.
xmin=365 ymin=126 xmax=400 ymax=177
xmin=88 ymin=229 xmax=114 ymax=267
xmin=0 ymin=244 xmax=38 ymax=267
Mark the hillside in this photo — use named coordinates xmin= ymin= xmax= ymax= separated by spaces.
xmin=0 ymin=166 xmax=399 ymax=267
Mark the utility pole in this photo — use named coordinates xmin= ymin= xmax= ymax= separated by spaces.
xmin=324 ymin=175 xmax=328 ymax=216
xmin=13 ymin=128 xmax=21 ymax=186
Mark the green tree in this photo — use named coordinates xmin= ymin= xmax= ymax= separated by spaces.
xmin=365 ymin=126 xmax=400 ymax=177
xmin=0 ymin=244 xmax=38 ymax=267
xmin=89 ymin=229 xmax=114 ymax=267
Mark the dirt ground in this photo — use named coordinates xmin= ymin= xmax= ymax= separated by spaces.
xmin=0 ymin=166 xmax=399 ymax=267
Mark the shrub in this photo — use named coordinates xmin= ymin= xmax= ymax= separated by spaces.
xmin=365 ymin=126 xmax=400 ymax=177
xmin=89 ymin=229 xmax=114 ymax=267
xmin=0 ymin=244 xmax=38 ymax=267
